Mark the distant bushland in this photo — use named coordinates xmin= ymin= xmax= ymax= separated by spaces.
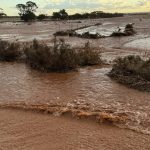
xmin=108 ymin=55 xmax=150 ymax=92
xmin=52 ymin=10 xmax=123 ymax=20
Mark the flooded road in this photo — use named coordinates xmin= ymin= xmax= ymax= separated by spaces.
xmin=0 ymin=62 xmax=150 ymax=134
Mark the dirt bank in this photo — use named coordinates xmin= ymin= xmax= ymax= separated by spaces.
xmin=0 ymin=109 xmax=150 ymax=150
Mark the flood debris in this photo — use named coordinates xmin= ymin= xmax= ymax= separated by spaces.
xmin=111 ymin=23 xmax=136 ymax=37
xmin=54 ymin=23 xmax=136 ymax=39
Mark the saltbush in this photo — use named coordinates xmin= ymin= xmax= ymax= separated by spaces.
xmin=108 ymin=55 xmax=150 ymax=91
xmin=0 ymin=40 xmax=21 ymax=61
xmin=24 ymin=39 xmax=102 ymax=72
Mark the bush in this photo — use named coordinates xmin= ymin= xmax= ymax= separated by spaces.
xmin=0 ymin=40 xmax=21 ymax=61
xmin=37 ymin=14 xmax=47 ymax=21
xmin=24 ymin=39 xmax=102 ymax=72
xmin=78 ymin=41 xmax=102 ymax=66
xmin=24 ymin=39 xmax=78 ymax=72
xmin=108 ymin=55 xmax=150 ymax=91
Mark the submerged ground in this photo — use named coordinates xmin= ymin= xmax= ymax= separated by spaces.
xmin=0 ymin=14 xmax=150 ymax=149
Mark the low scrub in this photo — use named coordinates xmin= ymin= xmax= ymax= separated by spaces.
xmin=0 ymin=40 xmax=21 ymax=61
xmin=111 ymin=24 xmax=136 ymax=37
xmin=108 ymin=55 xmax=150 ymax=92
xmin=77 ymin=42 xmax=102 ymax=66
xmin=24 ymin=39 xmax=102 ymax=72
xmin=24 ymin=39 xmax=77 ymax=72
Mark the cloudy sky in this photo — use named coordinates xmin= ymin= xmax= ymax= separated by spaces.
xmin=1 ymin=0 xmax=150 ymax=16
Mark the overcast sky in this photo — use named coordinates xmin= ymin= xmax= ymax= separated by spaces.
xmin=1 ymin=0 xmax=150 ymax=16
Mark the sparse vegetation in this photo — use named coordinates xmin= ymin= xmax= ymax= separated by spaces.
xmin=24 ymin=39 xmax=77 ymax=72
xmin=0 ymin=40 xmax=21 ymax=61
xmin=108 ymin=55 xmax=150 ymax=92
xmin=24 ymin=39 xmax=102 ymax=72
xmin=77 ymin=41 xmax=102 ymax=66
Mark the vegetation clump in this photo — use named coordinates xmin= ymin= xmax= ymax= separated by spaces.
xmin=0 ymin=40 xmax=21 ymax=61
xmin=77 ymin=41 xmax=102 ymax=66
xmin=37 ymin=14 xmax=47 ymax=21
xmin=111 ymin=23 xmax=136 ymax=37
xmin=24 ymin=39 xmax=102 ymax=72
xmin=108 ymin=55 xmax=150 ymax=92
xmin=124 ymin=23 xmax=136 ymax=35
xmin=53 ymin=30 xmax=75 ymax=37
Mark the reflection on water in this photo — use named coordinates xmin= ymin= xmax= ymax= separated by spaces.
xmin=0 ymin=62 xmax=150 ymax=134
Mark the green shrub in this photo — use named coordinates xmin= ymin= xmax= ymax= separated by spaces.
xmin=108 ymin=55 xmax=150 ymax=91
xmin=0 ymin=40 xmax=21 ymax=61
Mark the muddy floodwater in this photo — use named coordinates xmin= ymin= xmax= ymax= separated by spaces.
xmin=0 ymin=62 xmax=150 ymax=135
xmin=0 ymin=15 xmax=150 ymax=149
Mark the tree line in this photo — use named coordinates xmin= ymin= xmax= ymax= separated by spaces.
xmin=52 ymin=10 xmax=123 ymax=20
xmin=1 ymin=1 xmax=124 ymax=22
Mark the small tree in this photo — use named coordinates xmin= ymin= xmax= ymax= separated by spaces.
xmin=52 ymin=9 xmax=68 ymax=20
xmin=37 ymin=14 xmax=47 ymax=21
xmin=16 ymin=1 xmax=38 ymax=22
xmin=0 ymin=8 xmax=6 ymax=18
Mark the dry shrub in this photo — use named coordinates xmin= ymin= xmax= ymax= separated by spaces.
xmin=24 ymin=39 xmax=102 ymax=72
xmin=78 ymin=41 xmax=102 ymax=66
xmin=0 ymin=40 xmax=21 ymax=61
xmin=108 ymin=55 xmax=150 ymax=91
xmin=24 ymin=39 xmax=78 ymax=72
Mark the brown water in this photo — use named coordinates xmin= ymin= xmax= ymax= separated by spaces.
xmin=0 ymin=62 xmax=150 ymax=134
